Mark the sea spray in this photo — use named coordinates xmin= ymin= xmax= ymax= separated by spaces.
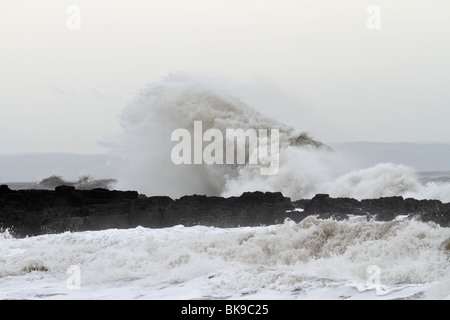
xmin=33 ymin=175 xmax=117 ymax=190
xmin=0 ymin=219 xmax=448 ymax=299
xmin=114 ymin=75 xmax=337 ymax=198
xmin=113 ymin=75 xmax=450 ymax=202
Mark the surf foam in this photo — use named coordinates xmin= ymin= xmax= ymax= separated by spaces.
xmin=113 ymin=75 xmax=450 ymax=202
xmin=0 ymin=218 xmax=448 ymax=299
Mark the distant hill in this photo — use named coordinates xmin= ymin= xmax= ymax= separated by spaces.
xmin=0 ymin=153 xmax=116 ymax=183
xmin=329 ymin=142 xmax=450 ymax=172
xmin=1 ymin=143 xmax=449 ymax=184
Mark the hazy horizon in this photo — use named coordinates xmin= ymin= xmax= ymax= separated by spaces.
xmin=2 ymin=1 xmax=450 ymax=155
xmin=2 ymin=140 xmax=450 ymax=157
xmin=2 ymin=141 xmax=450 ymax=184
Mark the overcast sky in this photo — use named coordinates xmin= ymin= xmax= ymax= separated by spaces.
xmin=1 ymin=0 xmax=450 ymax=155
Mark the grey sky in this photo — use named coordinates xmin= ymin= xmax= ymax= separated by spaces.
xmin=1 ymin=0 xmax=450 ymax=154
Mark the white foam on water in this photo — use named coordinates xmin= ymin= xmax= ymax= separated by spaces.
xmin=1 ymin=218 xmax=448 ymax=300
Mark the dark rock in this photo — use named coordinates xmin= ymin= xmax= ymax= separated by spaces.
xmin=302 ymin=194 xmax=450 ymax=226
xmin=240 ymin=191 xmax=289 ymax=203
xmin=304 ymin=194 xmax=365 ymax=219
xmin=0 ymin=187 xmax=449 ymax=238
xmin=291 ymin=199 xmax=310 ymax=209
xmin=0 ymin=185 xmax=13 ymax=195
xmin=55 ymin=185 xmax=76 ymax=193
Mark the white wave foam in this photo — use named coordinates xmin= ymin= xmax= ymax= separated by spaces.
xmin=1 ymin=219 xmax=448 ymax=299
xmin=32 ymin=175 xmax=117 ymax=190
xmin=320 ymin=163 xmax=420 ymax=199
xmin=113 ymin=74 xmax=331 ymax=198
xmin=112 ymin=75 xmax=450 ymax=202
xmin=0 ymin=229 xmax=13 ymax=240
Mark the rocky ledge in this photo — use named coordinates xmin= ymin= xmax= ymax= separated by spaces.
xmin=0 ymin=185 xmax=449 ymax=237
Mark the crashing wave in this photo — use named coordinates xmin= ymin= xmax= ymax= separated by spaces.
xmin=112 ymin=74 xmax=450 ymax=202
xmin=33 ymin=175 xmax=117 ymax=190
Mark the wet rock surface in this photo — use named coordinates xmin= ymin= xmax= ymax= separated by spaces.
xmin=0 ymin=185 xmax=448 ymax=237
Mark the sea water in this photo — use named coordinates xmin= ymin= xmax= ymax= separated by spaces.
xmin=1 ymin=217 xmax=448 ymax=300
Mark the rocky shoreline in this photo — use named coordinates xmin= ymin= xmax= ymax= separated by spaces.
xmin=0 ymin=185 xmax=449 ymax=237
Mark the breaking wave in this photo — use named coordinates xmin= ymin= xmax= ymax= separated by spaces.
xmin=33 ymin=175 xmax=117 ymax=190
xmin=1 ymin=218 xmax=448 ymax=299
xmin=113 ymin=75 xmax=450 ymax=202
